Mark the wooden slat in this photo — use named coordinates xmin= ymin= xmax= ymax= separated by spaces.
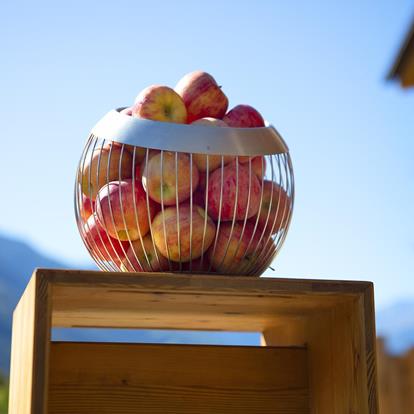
xmin=48 ymin=342 xmax=309 ymax=414
xmin=40 ymin=269 xmax=369 ymax=330
xmin=8 ymin=273 xmax=51 ymax=414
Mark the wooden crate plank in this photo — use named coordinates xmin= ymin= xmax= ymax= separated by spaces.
xmin=40 ymin=269 xmax=368 ymax=331
xmin=48 ymin=342 xmax=308 ymax=414
xmin=8 ymin=273 xmax=51 ymax=414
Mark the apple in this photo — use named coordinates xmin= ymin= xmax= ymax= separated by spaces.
xmin=175 ymin=71 xmax=228 ymax=123
xmin=81 ymin=142 xmax=133 ymax=200
xmin=132 ymin=85 xmax=187 ymax=124
xmin=207 ymin=161 xmax=262 ymax=221
xmin=223 ymin=104 xmax=265 ymax=128
xmin=142 ymin=151 xmax=199 ymax=205
xmin=120 ymin=234 xmax=170 ymax=272
xmin=208 ymin=222 xmax=262 ymax=274
xmin=96 ymin=179 xmax=157 ymax=241
xmin=255 ymin=181 xmax=292 ymax=235
xmin=151 ymin=204 xmax=216 ymax=262
xmin=80 ymin=194 xmax=94 ymax=222
xmin=83 ymin=214 xmax=129 ymax=262
xmin=191 ymin=117 xmax=235 ymax=172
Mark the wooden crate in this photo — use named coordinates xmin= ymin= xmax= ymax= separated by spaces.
xmin=8 ymin=269 xmax=378 ymax=414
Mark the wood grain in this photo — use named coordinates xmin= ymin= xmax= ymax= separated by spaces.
xmin=42 ymin=269 xmax=368 ymax=331
xmin=8 ymin=272 xmax=51 ymax=414
xmin=48 ymin=342 xmax=309 ymax=414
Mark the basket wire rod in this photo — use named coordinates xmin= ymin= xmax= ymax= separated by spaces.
xmin=85 ymin=136 xmax=116 ymax=271
xmin=75 ymin=134 xmax=92 ymax=232
xmin=102 ymin=140 xmax=130 ymax=270
xmin=116 ymin=144 xmax=144 ymax=272
xmin=246 ymin=154 xmax=277 ymax=275
xmin=242 ymin=156 xmax=267 ymax=275
xmin=265 ymin=153 xmax=294 ymax=268
xmin=75 ymin=134 xmax=111 ymax=271
xmin=144 ymin=148 xmax=163 ymax=271
xmin=159 ymin=150 xmax=174 ymax=271
xmin=74 ymin=133 xmax=92 ymax=243
xmin=206 ymin=156 xmax=225 ymax=273
xmin=199 ymin=154 xmax=210 ymax=271
xmin=175 ymin=152 xmax=182 ymax=270
xmin=216 ymin=157 xmax=240 ymax=274
xmin=226 ymin=156 xmax=252 ymax=273
xmin=253 ymin=153 xmax=283 ymax=273
xmin=245 ymin=155 xmax=274 ymax=275
xmin=256 ymin=153 xmax=293 ymax=274
xmin=188 ymin=153 xmax=193 ymax=272
xmin=130 ymin=147 xmax=153 ymax=271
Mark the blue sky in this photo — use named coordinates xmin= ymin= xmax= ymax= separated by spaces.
xmin=1 ymin=0 xmax=413 ymax=308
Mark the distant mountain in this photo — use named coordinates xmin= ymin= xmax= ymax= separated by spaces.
xmin=0 ymin=234 xmax=68 ymax=374
xmin=376 ymin=300 xmax=414 ymax=355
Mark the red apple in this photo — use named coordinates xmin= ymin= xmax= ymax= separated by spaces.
xmin=83 ymin=214 xmax=128 ymax=262
xmin=120 ymin=234 xmax=170 ymax=272
xmin=80 ymin=142 xmax=133 ymax=200
xmin=207 ymin=161 xmax=262 ymax=221
xmin=132 ymin=85 xmax=187 ymax=124
xmin=151 ymin=204 xmax=216 ymax=262
xmin=175 ymin=71 xmax=228 ymax=123
xmin=142 ymin=151 xmax=199 ymax=205
xmin=255 ymin=181 xmax=292 ymax=235
xmin=96 ymin=179 xmax=157 ymax=241
xmin=223 ymin=104 xmax=265 ymax=128
xmin=208 ymin=222 xmax=262 ymax=274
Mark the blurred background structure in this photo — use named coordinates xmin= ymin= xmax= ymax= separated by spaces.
xmin=1 ymin=1 xmax=414 ymax=412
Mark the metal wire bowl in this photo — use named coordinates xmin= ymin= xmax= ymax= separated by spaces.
xmin=75 ymin=108 xmax=294 ymax=276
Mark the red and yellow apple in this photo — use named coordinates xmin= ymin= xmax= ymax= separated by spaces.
xmin=175 ymin=71 xmax=228 ymax=123
xmin=83 ymin=214 xmax=129 ymax=262
xmin=207 ymin=161 xmax=262 ymax=221
xmin=96 ymin=179 xmax=157 ymax=241
xmin=142 ymin=151 xmax=199 ymax=205
xmin=151 ymin=204 xmax=216 ymax=262
xmin=132 ymin=85 xmax=187 ymax=124
xmin=208 ymin=222 xmax=262 ymax=274
xmin=120 ymin=234 xmax=170 ymax=272
xmin=81 ymin=142 xmax=133 ymax=200
xmin=255 ymin=181 xmax=292 ymax=235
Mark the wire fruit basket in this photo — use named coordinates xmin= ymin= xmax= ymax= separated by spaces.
xmin=75 ymin=108 xmax=294 ymax=276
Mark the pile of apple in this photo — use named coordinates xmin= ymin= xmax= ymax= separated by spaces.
xmin=79 ymin=70 xmax=291 ymax=275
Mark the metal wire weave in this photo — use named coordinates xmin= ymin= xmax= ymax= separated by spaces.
xmin=75 ymin=117 xmax=294 ymax=276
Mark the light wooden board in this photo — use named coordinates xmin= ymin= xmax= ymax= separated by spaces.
xmin=48 ymin=342 xmax=308 ymax=414
xmin=8 ymin=274 xmax=51 ymax=414
xmin=43 ymin=269 xmax=368 ymax=331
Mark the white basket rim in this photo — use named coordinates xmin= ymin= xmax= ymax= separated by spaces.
xmin=90 ymin=108 xmax=289 ymax=156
